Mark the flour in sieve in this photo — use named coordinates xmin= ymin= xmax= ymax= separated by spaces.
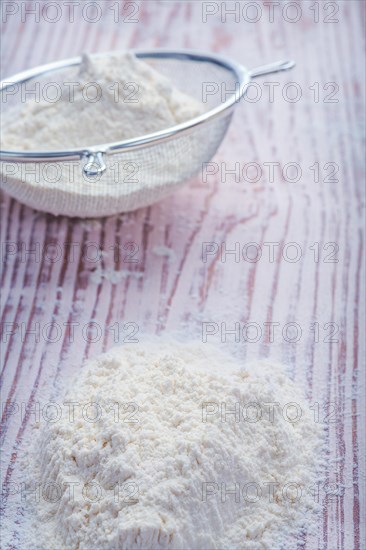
xmin=0 ymin=52 xmax=205 ymax=216
xmin=19 ymin=339 xmax=324 ymax=550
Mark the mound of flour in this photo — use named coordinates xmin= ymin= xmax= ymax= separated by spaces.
xmin=24 ymin=340 xmax=323 ymax=549
xmin=1 ymin=52 xmax=203 ymax=150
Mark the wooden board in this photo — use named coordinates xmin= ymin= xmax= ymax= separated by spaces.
xmin=1 ymin=1 xmax=365 ymax=548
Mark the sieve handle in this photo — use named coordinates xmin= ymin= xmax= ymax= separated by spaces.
xmin=83 ymin=151 xmax=106 ymax=177
xmin=249 ymin=60 xmax=295 ymax=78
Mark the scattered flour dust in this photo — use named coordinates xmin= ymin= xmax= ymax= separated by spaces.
xmin=89 ymin=265 xmax=144 ymax=285
xmin=89 ymin=246 xmax=175 ymax=285
xmin=152 ymin=245 xmax=176 ymax=263
xmin=20 ymin=339 xmax=323 ymax=550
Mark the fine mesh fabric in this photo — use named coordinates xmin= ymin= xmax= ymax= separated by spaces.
xmin=0 ymin=56 xmax=238 ymax=217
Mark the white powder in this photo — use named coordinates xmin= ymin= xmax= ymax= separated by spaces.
xmin=0 ymin=52 xmax=205 ymax=216
xmin=152 ymin=245 xmax=176 ymax=263
xmin=23 ymin=339 xmax=323 ymax=549
xmin=1 ymin=52 xmax=202 ymax=150
xmin=90 ymin=265 xmax=144 ymax=284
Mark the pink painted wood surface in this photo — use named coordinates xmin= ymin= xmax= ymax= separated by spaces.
xmin=1 ymin=1 xmax=365 ymax=549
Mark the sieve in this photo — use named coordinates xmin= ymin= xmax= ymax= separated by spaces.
xmin=0 ymin=50 xmax=295 ymax=218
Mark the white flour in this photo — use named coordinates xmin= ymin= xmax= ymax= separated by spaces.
xmin=0 ymin=52 xmax=205 ymax=216
xmin=22 ymin=339 xmax=323 ymax=550
xmin=1 ymin=52 xmax=202 ymax=150
xmin=152 ymin=245 xmax=176 ymax=263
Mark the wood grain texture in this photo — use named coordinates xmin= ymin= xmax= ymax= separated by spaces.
xmin=0 ymin=1 xmax=365 ymax=549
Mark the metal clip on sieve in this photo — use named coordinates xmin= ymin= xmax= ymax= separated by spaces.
xmin=83 ymin=151 xmax=106 ymax=177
